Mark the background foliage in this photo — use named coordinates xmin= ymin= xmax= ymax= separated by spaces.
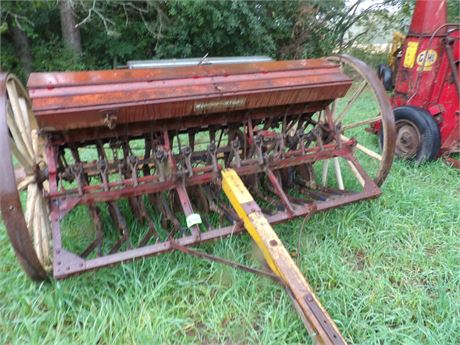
xmin=1 ymin=1 xmax=460 ymax=344
xmin=1 ymin=0 xmax=442 ymax=82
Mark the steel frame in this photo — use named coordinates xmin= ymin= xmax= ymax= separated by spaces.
xmin=1 ymin=55 xmax=395 ymax=284
xmin=50 ymin=138 xmax=380 ymax=279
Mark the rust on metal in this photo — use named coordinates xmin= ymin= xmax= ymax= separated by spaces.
xmin=1 ymin=55 xmax=395 ymax=341
xmin=28 ymin=59 xmax=351 ymax=131
xmin=0 ymin=74 xmax=48 ymax=280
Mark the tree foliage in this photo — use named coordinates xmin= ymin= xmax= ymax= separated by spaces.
xmin=2 ymin=0 xmax=455 ymax=81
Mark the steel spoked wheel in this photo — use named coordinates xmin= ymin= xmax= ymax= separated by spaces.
xmin=320 ymin=54 xmax=396 ymax=188
xmin=0 ymin=74 xmax=51 ymax=280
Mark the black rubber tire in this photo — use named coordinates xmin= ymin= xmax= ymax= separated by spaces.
xmin=390 ymin=106 xmax=441 ymax=163
xmin=377 ymin=64 xmax=393 ymax=91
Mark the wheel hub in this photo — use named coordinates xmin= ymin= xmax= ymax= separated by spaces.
xmin=396 ymin=121 xmax=421 ymax=158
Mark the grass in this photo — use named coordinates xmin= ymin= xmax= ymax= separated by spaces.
xmin=2 ymin=159 xmax=459 ymax=344
xmin=1 ymin=86 xmax=460 ymax=344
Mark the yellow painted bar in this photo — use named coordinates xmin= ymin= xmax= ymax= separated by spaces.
xmin=221 ymin=168 xmax=282 ymax=276
xmin=221 ymin=168 xmax=346 ymax=345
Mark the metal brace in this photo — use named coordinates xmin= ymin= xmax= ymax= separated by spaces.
xmin=128 ymin=156 xmax=139 ymax=186
xmin=70 ymin=162 xmax=84 ymax=196
xmin=231 ymin=138 xmax=241 ymax=168
xmin=313 ymin=127 xmax=324 ymax=151
xmin=254 ymin=135 xmax=264 ymax=165
xmin=181 ymin=146 xmax=193 ymax=177
xmin=207 ymin=142 xmax=218 ymax=173
xmin=116 ymin=158 xmax=125 ymax=181
xmin=97 ymin=159 xmax=110 ymax=191
xmin=296 ymin=129 xmax=306 ymax=156
xmin=274 ymin=133 xmax=285 ymax=159
xmin=335 ymin=124 xmax=343 ymax=150
xmin=154 ymin=146 xmax=167 ymax=182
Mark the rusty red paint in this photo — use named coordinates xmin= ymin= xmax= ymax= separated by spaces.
xmin=28 ymin=59 xmax=351 ymax=132
xmin=28 ymin=59 xmax=345 ymax=87
xmin=2 ymin=53 xmax=396 ymax=345
xmin=0 ymin=74 xmax=48 ymax=280
xmin=408 ymin=0 xmax=447 ymax=35
xmin=52 ymin=153 xmax=380 ymax=279
xmin=2 ymin=55 xmax=394 ymax=292
xmin=390 ymin=0 xmax=459 ymax=158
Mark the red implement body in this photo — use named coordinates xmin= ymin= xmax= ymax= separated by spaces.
xmin=1 ymin=55 xmax=395 ymax=344
xmin=377 ymin=0 xmax=459 ymax=165
xmin=28 ymin=59 xmax=350 ymax=132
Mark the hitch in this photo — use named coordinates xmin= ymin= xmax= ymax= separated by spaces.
xmin=222 ymin=168 xmax=346 ymax=345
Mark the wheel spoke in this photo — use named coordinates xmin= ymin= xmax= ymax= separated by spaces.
xmin=31 ymin=128 xmax=45 ymax=163
xmin=37 ymin=196 xmax=51 ymax=268
xmin=25 ymin=184 xmax=39 ymax=237
xmin=6 ymin=81 xmax=35 ymax=160
xmin=19 ymin=93 xmax=39 ymax=131
xmin=346 ymin=160 xmax=365 ymax=187
xmin=341 ymin=115 xmax=382 ymax=131
xmin=9 ymin=136 xmax=34 ymax=170
xmin=41 ymin=197 xmax=52 ymax=242
xmin=333 ymin=158 xmax=344 ymax=190
xmin=7 ymin=105 xmax=35 ymax=164
xmin=321 ymin=159 xmax=329 ymax=186
xmin=330 ymin=99 xmax=337 ymax=115
xmin=9 ymin=75 xmax=39 ymax=130
xmin=42 ymin=180 xmax=50 ymax=193
xmin=33 ymin=197 xmax=44 ymax=267
xmin=335 ymin=81 xmax=367 ymax=124
xmin=18 ymin=97 xmax=32 ymax=137
xmin=17 ymin=175 xmax=36 ymax=192
xmin=341 ymin=134 xmax=382 ymax=161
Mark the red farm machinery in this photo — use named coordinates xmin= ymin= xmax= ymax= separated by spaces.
xmin=377 ymin=0 xmax=459 ymax=166
xmin=0 ymin=53 xmax=395 ymax=344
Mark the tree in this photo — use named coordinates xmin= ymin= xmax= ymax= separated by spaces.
xmin=7 ymin=16 xmax=33 ymax=75
xmin=1 ymin=0 xmax=420 ymax=80
xmin=0 ymin=1 xmax=36 ymax=77
xmin=58 ymin=0 xmax=82 ymax=54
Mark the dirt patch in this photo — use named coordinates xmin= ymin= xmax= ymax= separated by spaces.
xmin=354 ymin=249 xmax=366 ymax=271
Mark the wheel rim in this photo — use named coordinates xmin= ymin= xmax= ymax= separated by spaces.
xmin=0 ymin=73 xmax=51 ymax=280
xmin=323 ymin=54 xmax=396 ymax=187
xmin=395 ymin=119 xmax=421 ymax=159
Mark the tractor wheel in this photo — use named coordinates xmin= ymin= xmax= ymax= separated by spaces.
xmin=377 ymin=64 xmax=393 ymax=91
xmin=392 ymin=106 xmax=441 ymax=163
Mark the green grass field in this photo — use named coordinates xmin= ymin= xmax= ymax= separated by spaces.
xmin=2 ymin=85 xmax=460 ymax=345
xmin=1 ymin=157 xmax=459 ymax=344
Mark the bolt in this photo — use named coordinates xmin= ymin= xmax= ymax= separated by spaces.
xmin=269 ymin=239 xmax=277 ymax=246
